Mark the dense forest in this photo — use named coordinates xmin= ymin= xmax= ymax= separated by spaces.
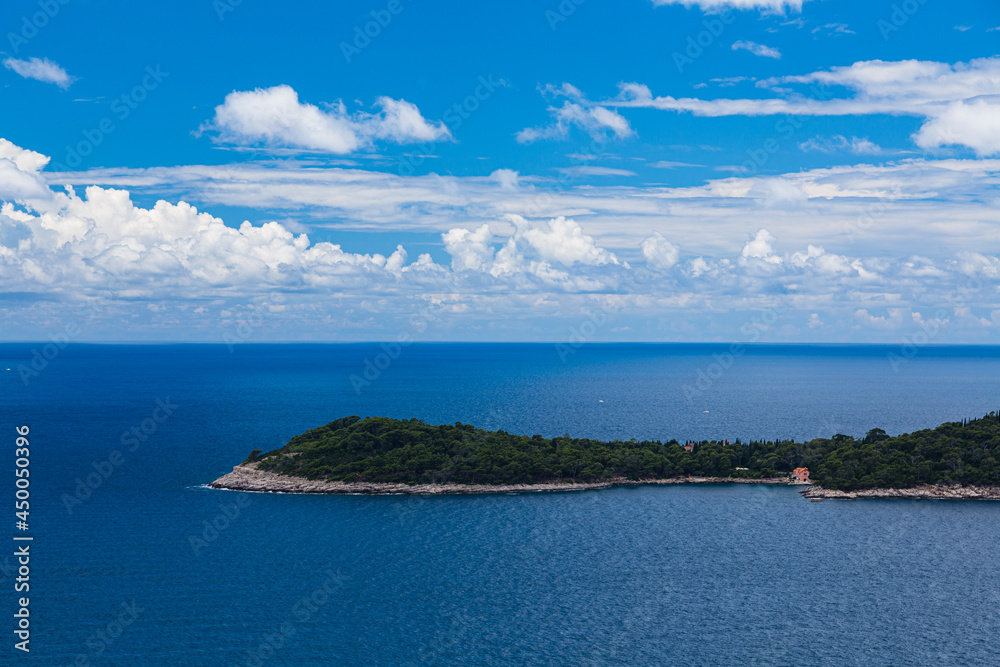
xmin=247 ymin=413 xmax=1000 ymax=490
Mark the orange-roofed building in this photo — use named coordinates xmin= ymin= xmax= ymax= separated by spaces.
xmin=683 ymin=443 xmax=694 ymax=452
xmin=791 ymin=467 xmax=810 ymax=483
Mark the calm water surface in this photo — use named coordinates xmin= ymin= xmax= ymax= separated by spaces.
xmin=3 ymin=343 xmax=1000 ymax=665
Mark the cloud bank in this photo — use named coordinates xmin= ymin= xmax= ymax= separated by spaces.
xmin=3 ymin=139 xmax=998 ymax=341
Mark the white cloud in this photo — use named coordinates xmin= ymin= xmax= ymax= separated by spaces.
xmin=200 ymin=85 xmax=451 ymax=153
xmin=8 ymin=135 xmax=1000 ymax=341
xmin=789 ymin=245 xmax=853 ymax=275
xmin=854 ymin=308 xmax=906 ymax=330
xmin=557 ymin=166 xmax=636 ymax=177
xmin=740 ymin=228 xmax=782 ymax=265
xmin=0 ymin=139 xmax=636 ymax=303
xmin=955 ymin=252 xmax=1000 ymax=279
xmin=641 ymin=232 xmax=680 ymax=269
xmin=651 ymin=0 xmax=806 ymax=12
xmin=799 ymin=135 xmax=883 ymax=154
xmin=3 ymin=57 xmax=74 ymax=88
xmin=913 ymin=100 xmax=1000 ymax=157
xmin=602 ymin=57 xmax=1000 ymax=155
xmin=516 ymin=101 xmax=633 ymax=144
xmin=710 ymin=76 xmax=752 ymax=87
xmin=51 ymin=154 xmax=1000 ymax=266
xmin=491 ymin=169 xmax=519 ymax=191
xmin=510 ymin=214 xmax=619 ymax=267
xmin=812 ymin=23 xmax=855 ymax=35
xmin=0 ymin=138 xmax=49 ymax=173
xmin=747 ymin=178 xmax=809 ymax=208
xmin=442 ymin=224 xmax=494 ymax=271
xmin=650 ymin=160 xmax=704 ymax=169
xmin=688 ymin=256 xmax=711 ymax=277
xmin=0 ymin=139 xmax=51 ymax=201
xmin=7 ymin=138 xmax=1000 ymax=342
xmin=731 ymin=40 xmax=781 ymax=59
xmin=517 ymin=85 xmax=634 ymax=144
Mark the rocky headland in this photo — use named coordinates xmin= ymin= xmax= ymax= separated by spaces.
xmin=802 ymin=484 xmax=1000 ymax=500
xmin=209 ymin=462 xmax=802 ymax=495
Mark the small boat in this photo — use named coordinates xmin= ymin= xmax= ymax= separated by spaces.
xmin=810 ymin=498 xmax=823 ymax=502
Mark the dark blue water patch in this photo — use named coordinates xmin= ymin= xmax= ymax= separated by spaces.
xmin=28 ymin=484 xmax=1000 ymax=666
xmin=3 ymin=343 xmax=1000 ymax=665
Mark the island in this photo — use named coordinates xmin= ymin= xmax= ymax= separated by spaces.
xmin=210 ymin=413 xmax=1000 ymax=498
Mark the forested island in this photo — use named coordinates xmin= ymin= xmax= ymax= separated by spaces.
xmin=210 ymin=413 xmax=1000 ymax=498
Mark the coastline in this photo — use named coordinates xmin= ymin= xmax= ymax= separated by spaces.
xmin=209 ymin=462 xmax=805 ymax=495
xmin=802 ymin=484 xmax=1000 ymax=500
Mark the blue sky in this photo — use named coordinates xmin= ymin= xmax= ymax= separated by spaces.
xmin=1 ymin=0 xmax=999 ymax=342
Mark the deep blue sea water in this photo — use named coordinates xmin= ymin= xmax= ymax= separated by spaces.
xmin=4 ymin=343 xmax=1000 ymax=665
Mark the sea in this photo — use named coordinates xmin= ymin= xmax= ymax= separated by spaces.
xmin=4 ymin=342 xmax=1000 ymax=666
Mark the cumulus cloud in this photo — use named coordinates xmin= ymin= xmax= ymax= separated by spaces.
xmin=30 ymin=142 xmax=1000 ymax=314
xmin=0 ymin=183 xmax=424 ymax=296
xmin=7 ymin=141 xmax=1000 ymax=341
xmin=688 ymin=256 xmax=711 ymax=278
xmin=0 ymin=139 xmax=637 ymax=304
xmin=200 ymin=85 xmax=451 ymax=153
xmin=3 ymin=57 xmax=74 ymax=88
xmin=49 ymin=154 xmax=1000 ymax=268
xmin=789 ymin=245 xmax=865 ymax=277
xmin=437 ymin=216 xmax=623 ymax=291
xmin=510 ymin=214 xmax=619 ymax=267
xmin=913 ymin=100 xmax=1000 ymax=157
xmin=442 ymin=224 xmax=494 ymax=271
xmin=0 ymin=139 xmax=52 ymax=201
xmin=6 ymin=138 xmax=1000 ymax=341
xmin=641 ymin=232 xmax=680 ymax=269
xmin=731 ymin=40 xmax=782 ymax=59
xmin=740 ymin=228 xmax=782 ymax=265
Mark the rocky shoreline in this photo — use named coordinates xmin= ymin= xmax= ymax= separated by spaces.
xmin=802 ymin=484 xmax=1000 ymax=500
xmin=209 ymin=463 xmax=804 ymax=495
xmin=210 ymin=465 xmax=1000 ymax=500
